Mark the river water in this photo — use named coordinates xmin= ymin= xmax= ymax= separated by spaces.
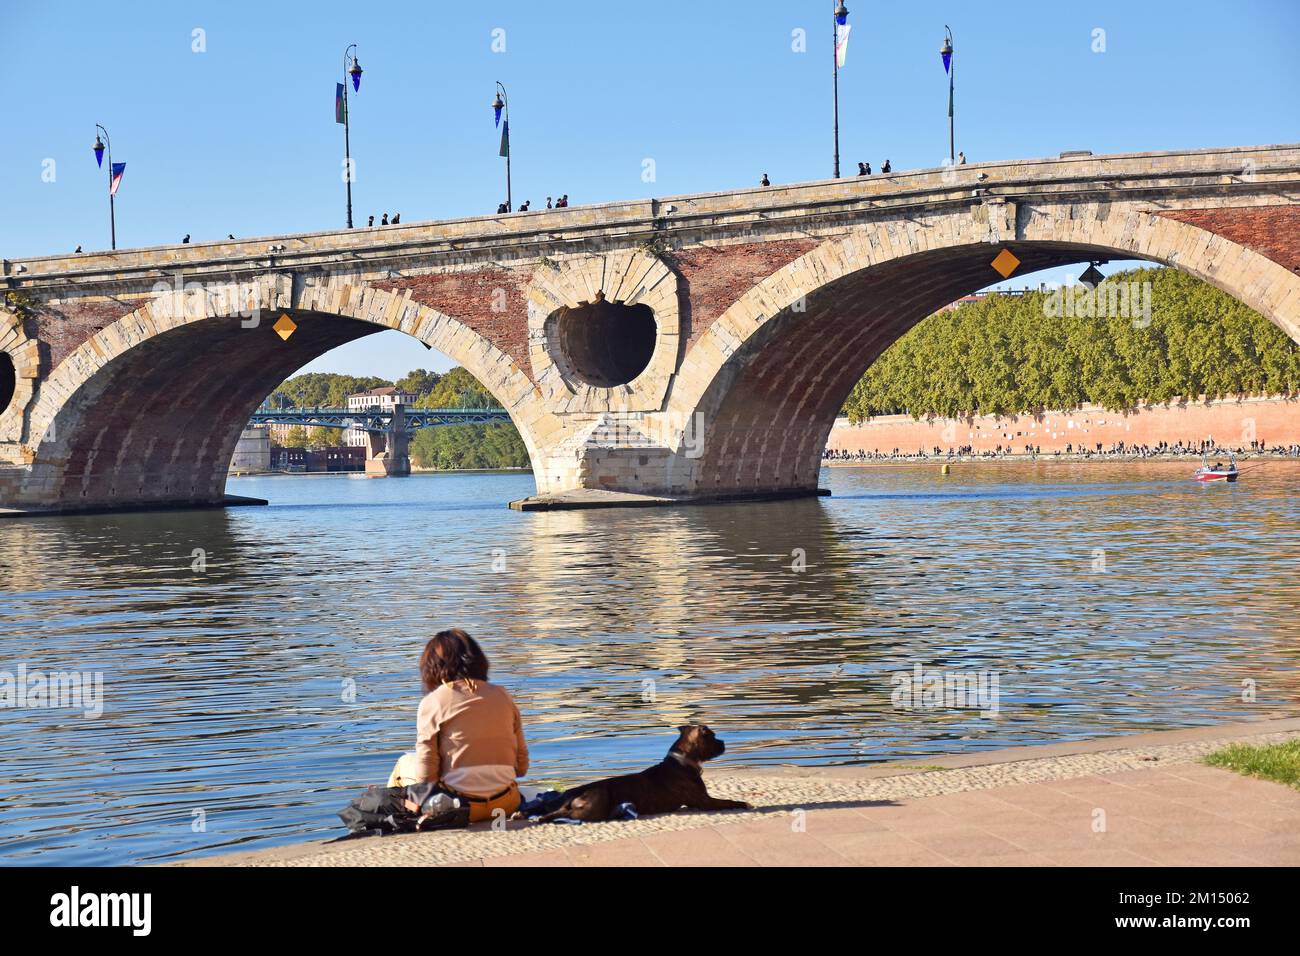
xmin=1 ymin=461 xmax=1297 ymax=865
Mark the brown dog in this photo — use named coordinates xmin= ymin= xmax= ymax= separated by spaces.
xmin=537 ymin=725 xmax=751 ymax=823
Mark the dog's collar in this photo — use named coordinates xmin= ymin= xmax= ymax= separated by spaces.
xmin=669 ymin=750 xmax=701 ymax=772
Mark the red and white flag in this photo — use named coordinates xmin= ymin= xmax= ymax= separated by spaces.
xmin=109 ymin=162 xmax=126 ymax=197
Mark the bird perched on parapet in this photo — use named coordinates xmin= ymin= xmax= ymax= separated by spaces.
xmin=182 ymin=235 xmax=190 ymax=244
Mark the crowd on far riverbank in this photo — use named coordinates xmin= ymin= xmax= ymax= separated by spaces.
xmin=824 ymin=439 xmax=1300 ymax=464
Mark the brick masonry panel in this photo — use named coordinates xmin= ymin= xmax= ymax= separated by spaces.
xmin=31 ymin=298 xmax=141 ymax=370
xmin=667 ymin=239 xmax=820 ymax=350
xmin=1158 ymin=207 xmax=1300 ymax=272
xmin=374 ymin=267 xmax=534 ymax=379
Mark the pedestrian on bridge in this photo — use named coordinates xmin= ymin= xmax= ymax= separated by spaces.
xmin=881 ymin=159 xmax=892 ymax=173
xmin=391 ymin=213 xmax=400 ymax=224
xmin=760 ymin=173 xmax=770 ymax=186
xmin=381 ymin=213 xmax=389 ymax=225
xmin=368 ymin=215 xmax=374 ymax=227
xmin=958 ymin=151 xmax=967 ymax=165
xmin=858 ymin=162 xmax=870 ymax=176
xmin=182 ymin=235 xmax=189 ymax=243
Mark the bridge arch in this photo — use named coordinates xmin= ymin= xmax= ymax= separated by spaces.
xmin=661 ymin=204 xmax=1300 ymax=495
xmin=18 ymin=276 xmax=554 ymax=512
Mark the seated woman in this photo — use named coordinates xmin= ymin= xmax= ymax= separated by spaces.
xmin=387 ymin=628 xmax=529 ymax=823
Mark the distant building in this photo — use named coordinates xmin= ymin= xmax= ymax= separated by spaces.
xmin=270 ymin=445 xmax=366 ymax=473
xmin=344 ymin=386 xmax=415 ymax=447
xmin=265 ymin=421 xmax=301 ymax=444
xmin=271 ymin=446 xmax=308 ymax=472
xmin=939 ymin=286 xmax=1046 ymax=311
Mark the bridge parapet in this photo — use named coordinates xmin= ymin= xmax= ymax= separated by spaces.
xmin=6 ymin=144 xmax=1299 ymax=288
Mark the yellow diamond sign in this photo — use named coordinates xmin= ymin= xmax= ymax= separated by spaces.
xmin=273 ymin=314 xmax=297 ymax=341
xmin=990 ymin=248 xmax=1021 ymax=279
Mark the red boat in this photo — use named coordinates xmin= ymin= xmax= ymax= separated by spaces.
xmin=1193 ymin=455 xmax=1238 ymax=482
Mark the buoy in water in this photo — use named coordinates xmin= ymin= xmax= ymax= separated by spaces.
xmin=941 ymin=463 xmax=951 ymax=475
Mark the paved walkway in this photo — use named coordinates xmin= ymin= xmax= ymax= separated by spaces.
xmin=194 ymin=718 xmax=1300 ymax=867
xmin=458 ymin=761 xmax=1300 ymax=867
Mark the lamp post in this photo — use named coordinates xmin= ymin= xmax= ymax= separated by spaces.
xmin=342 ymin=44 xmax=363 ymax=228
xmin=832 ymin=2 xmax=849 ymax=178
xmin=492 ymin=82 xmax=512 ymax=211
xmin=941 ymin=26 xmax=954 ymax=165
xmin=92 ymin=125 xmax=116 ymax=250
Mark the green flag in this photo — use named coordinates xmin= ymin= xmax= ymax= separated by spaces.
xmin=499 ymin=119 xmax=509 ymax=158
xmin=336 ymin=83 xmax=346 ymax=124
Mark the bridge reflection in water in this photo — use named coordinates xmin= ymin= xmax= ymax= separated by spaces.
xmin=1 ymin=462 xmax=1297 ymax=864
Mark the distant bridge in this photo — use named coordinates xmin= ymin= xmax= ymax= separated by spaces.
xmin=246 ymin=403 xmax=512 ymax=477
xmin=248 ymin=405 xmax=512 ymax=433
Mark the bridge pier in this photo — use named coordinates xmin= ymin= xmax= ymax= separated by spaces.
xmin=362 ymin=405 xmax=410 ymax=477
xmin=363 ymin=434 xmax=410 ymax=477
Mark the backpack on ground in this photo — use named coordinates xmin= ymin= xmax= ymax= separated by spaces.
xmin=338 ymin=784 xmax=470 ymax=837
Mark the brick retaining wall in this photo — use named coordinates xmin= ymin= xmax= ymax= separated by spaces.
xmin=826 ymin=396 xmax=1300 ymax=456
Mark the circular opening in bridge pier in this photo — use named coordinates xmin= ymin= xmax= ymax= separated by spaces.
xmin=0 ymin=353 xmax=15 ymax=416
xmin=553 ymin=298 xmax=657 ymax=387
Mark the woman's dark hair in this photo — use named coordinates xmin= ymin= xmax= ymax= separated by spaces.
xmin=421 ymin=628 xmax=490 ymax=692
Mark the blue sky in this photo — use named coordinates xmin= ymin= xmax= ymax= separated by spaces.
xmin=3 ymin=0 xmax=1297 ymax=378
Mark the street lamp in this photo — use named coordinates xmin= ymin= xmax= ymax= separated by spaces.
xmin=941 ymin=26 xmax=955 ymax=165
xmin=92 ymin=124 xmax=117 ymax=250
xmin=492 ymin=82 xmax=511 ymax=212
xmin=832 ymin=2 xmax=849 ymax=178
xmin=340 ymin=44 xmax=363 ymax=228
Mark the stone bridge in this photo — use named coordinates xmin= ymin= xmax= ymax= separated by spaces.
xmin=2 ymin=145 xmax=1298 ymax=515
